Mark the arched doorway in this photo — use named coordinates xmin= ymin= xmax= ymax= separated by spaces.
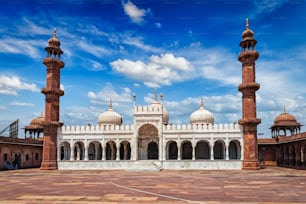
xmin=138 ymin=124 xmax=159 ymax=160
xmin=106 ymin=141 xmax=116 ymax=160
xmin=74 ymin=141 xmax=85 ymax=160
xmin=60 ymin=141 xmax=71 ymax=160
xmin=181 ymin=141 xmax=192 ymax=160
xmin=88 ymin=141 xmax=102 ymax=160
xmin=214 ymin=140 xmax=225 ymax=159
xmin=120 ymin=141 xmax=131 ymax=160
xmin=167 ymin=141 xmax=178 ymax=160
xmin=148 ymin=142 xmax=158 ymax=159
xmin=229 ymin=140 xmax=241 ymax=160
xmin=195 ymin=141 xmax=210 ymax=159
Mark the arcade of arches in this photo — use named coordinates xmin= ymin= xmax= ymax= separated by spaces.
xmin=59 ymin=138 xmax=241 ymax=161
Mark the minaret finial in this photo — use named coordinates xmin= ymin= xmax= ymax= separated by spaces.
xmin=200 ymin=98 xmax=204 ymax=109
xmin=154 ymin=88 xmax=157 ymax=101
xmin=109 ymin=98 xmax=112 ymax=110
xmin=53 ymin=28 xmax=57 ymax=37
xmin=246 ymin=18 xmax=249 ymax=29
xmin=283 ymin=105 xmax=286 ymax=113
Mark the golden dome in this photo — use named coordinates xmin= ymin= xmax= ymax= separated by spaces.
xmin=274 ymin=112 xmax=297 ymax=125
xmin=190 ymin=99 xmax=214 ymax=125
xmin=98 ymin=99 xmax=122 ymax=126
xmin=30 ymin=116 xmax=44 ymax=126
xmin=48 ymin=28 xmax=61 ymax=48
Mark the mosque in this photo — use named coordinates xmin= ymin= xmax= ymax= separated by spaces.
xmin=2 ymin=20 xmax=306 ymax=171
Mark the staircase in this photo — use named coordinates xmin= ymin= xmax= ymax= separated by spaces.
xmin=128 ymin=160 xmax=162 ymax=172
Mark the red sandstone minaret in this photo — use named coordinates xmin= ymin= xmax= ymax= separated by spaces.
xmin=40 ymin=29 xmax=64 ymax=170
xmin=238 ymin=19 xmax=261 ymax=170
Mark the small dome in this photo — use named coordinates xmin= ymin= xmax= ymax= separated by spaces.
xmin=190 ymin=99 xmax=214 ymax=125
xmin=98 ymin=99 xmax=122 ymax=126
xmin=30 ymin=115 xmax=45 ymax=127
xmin=48 ymin=29 xmax=61 ymax=48
xmin=274 ymin=111 xmax=298 ymax=126
xmin=242 ymin=19 xmax=254 ymax=40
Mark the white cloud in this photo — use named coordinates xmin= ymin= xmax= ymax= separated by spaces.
xmin=254 ymin=0 xmax=287 ymax=15
xmin=10 ymin=102 xmax=35 ymax=107
xmin=0 ymin=75 xmax=39 ymax=95
xmin=0 ymin=105 xmax=6 ymax=110
xmin=77 ymin=41 xmax=109 ymax=57
xmin=87 ymin=83 xmax=133 ymax=106
xmin=0 ymin=38 xmax=44 ymax=59
xmin=122 ymin=36 xmax=161 ymax=52
xmin=155 ymin=22 xmax=162 ymax=28
xmin=110 ymin=53 xmax=194 ymax=88
xmin=123 ymin=1 xmax=150 ymax=24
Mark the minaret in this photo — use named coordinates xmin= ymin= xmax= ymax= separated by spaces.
xmin=40 ymin=29 xmax=64 ymax=170
xmin=238 ymin=19 xmax=261 ymax=170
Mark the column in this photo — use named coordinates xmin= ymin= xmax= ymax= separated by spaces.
xmin=225 ymin=144 xmax=229 ymax=160
xmin=177 ymin=143 xmax=181 ymax=160
xmin=102 ymin=142 xmax=106 ymax=161
xmin=192 ymin=143 xmax=195 ymax=160
xmin=210 ymin=143 xmax=214 ymax=160
xmin=116 ymin=142 xmax=120 ymax=161
xmin=84 ymin=143 xmax=88 ymax=161
xmin=70 ymin=143 xmax=74 ymax=161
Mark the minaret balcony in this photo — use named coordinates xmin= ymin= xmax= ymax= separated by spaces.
xmin=238 ymin=82 xmax=260 ymax=92
xmin=41 ymin=88 xmax=64 ymax=96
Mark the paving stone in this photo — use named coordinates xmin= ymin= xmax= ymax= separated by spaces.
xmin=0 ymin=167 xmax=306 ymax=203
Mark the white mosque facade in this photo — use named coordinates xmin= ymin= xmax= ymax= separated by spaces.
xmin=57 ymin=92 xmax=243 ymax=170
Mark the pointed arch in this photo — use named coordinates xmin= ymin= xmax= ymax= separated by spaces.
xmin=181 ymin=140 xmax=192 ymax=160
xmin=195 ymin=140 xmax=210 ymax=159
xmin=213 ymin=140 xmax=225 ymax=159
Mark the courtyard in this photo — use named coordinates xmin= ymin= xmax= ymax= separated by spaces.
xmin=0 ymin=167 xmax=305 ymax=204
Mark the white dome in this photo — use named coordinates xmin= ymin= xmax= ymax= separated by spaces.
xmin=98 ymin=99 xmax=122 ymax=125
xmin=190 ymin=99 xmax=214 ymax=125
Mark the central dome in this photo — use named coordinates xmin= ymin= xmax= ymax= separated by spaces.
xmin=98 ymin=99 xmax=122 ymax=126
xmin=190 ymin=99 xmax=214 ymax=125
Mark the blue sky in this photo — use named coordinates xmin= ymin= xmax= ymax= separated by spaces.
xmin=0 ymin=0 xmax=306 ymax=138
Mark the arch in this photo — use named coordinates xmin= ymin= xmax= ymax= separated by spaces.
xmin=213 ymin=140 xmax=225 ymax=159
xmin=195 ymin=140 xmax=210 ymax=159
xmin=120 ymin=141 xmax=131 ymax=160
xmin=138 ymin=124 xmax=159 ymax=160
xmin=167 ymin=141 xmax=178 ymax=160
xmin=181 ymin=140 xmax=192 ymax=160
xmin=88 ymin=141 xmax=102 ymax=160
xmin=303 ymin=144 xmax=306 ymax=168
xmin=74 ymin=141 xmax=85 ymax=160
xmin=229 ymin=140 xmax=241 ymax=160
xmin=106 ymin=141 xmax=117 ymax=160
xmin=60 ymin=141 xmax=71 ymax=160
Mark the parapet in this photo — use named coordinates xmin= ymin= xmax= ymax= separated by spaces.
xmin=163 ymin=123 xmax=241 ymax=132
xmin=59 ymin=125 xmax=133 ymax=134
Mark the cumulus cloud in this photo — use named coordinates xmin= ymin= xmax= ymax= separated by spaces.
xmin=123 ymin=1 xmax=150 ymax=24
xmin=87 ymin=83 xmax=133 ymax=106
xmin=0 ymin=75 xmax=39 ymax=95
xmin=110 ymin=53 xmax=194 ymax=87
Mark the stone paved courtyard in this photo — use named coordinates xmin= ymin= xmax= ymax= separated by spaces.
xmin=0 ymin=167 xmax=305 ymax=204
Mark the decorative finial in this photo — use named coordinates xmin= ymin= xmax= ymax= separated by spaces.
xmin=200 ymin=98 xmax=204 ymax=109
xmin=283 ymin=105 xmax=286 ymax=113
xmin=109 ymin=98 xmax=112 ymax=110
xmin=53 ymin=28 xmax=57 ymax=37
xmin=160 ymin=93 xmax=163 ymax=101
xmin=246 ymin=18 xmax=249 ymax=29
xmin=154 ymin=88 xmax=157 ymax=101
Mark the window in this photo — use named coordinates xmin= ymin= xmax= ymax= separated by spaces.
xmin=26 ymin=154 xmax=29 ymax=161
xmin=35 ymin=153 xmax=39 ymax=160
xmin=4 ymin=154 xmax=8 ymax=161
